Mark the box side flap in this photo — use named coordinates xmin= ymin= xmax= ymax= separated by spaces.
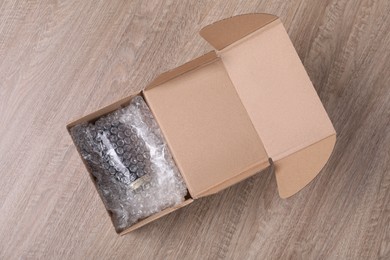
xmin=119 ymin=198 xmax=193 ymax=235
xmin=275 ymin=134 xmax=336 ymax=198
xmin=146 ymin=51 xmax=218 ymax=89
xmin=198 ymin=159 xmax=271 ymax=197
xmin=199 ymin=13 xmax=278 ymax=50
xmin=216 ymin=18 xmax=336 ymax=197
xmin=144 ymin=59 xmax=269 ymax=198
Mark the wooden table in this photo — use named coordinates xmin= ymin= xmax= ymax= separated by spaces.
xmin=0 ymin=0 xmax=389 ymax=259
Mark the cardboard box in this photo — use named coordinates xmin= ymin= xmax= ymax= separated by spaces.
xmin=67 ymin=13 xmax=336 ymax=234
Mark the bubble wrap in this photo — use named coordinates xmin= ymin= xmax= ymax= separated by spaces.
xmin=70 ymin=96 xmax=187 ymax=232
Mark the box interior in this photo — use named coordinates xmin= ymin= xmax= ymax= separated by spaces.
xmin=66 ymin=93 xmax=194 ymax=234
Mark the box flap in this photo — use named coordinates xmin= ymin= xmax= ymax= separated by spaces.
xmin=200 ymin=14 xmax=336 ymax=198
xmin=146 ymin=51 xmax=219 ymax=89
xmin=274 ymin=135 xmax=336 ymax=198
xmin=143 ymin=57 xmax=270 ymax=198
xmin=199 ymin=13 xmax=278 ymax=50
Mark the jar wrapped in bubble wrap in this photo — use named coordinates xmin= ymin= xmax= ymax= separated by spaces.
xmin=70 ymin=96 xmax=187 ymax=232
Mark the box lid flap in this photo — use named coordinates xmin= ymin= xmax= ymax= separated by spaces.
xmin=200 ymin=14 xmax=336 ymax=198
xmin=144 ymin=56 xmax=270 ymax=198
xmin=199 ymin=13 xmax=278 ymax=50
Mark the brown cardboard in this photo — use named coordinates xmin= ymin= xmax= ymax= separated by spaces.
xmin=146 ymin=51 xmax=219 ymax=89
xmin=199 ymin=14 xmax=336 ymax=198
xmin=143 ymin=59 xmax=270 ymax=198
xmin=274 ymin=135 xmax=336 ymax=198
xmin=67 ymin=13 xmax=336 ymax=233
xmin=199 ymin=13 xmax=278 ymax=50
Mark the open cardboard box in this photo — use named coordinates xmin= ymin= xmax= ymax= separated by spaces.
xmin=67 ymin=13 xmax=336 ymax=235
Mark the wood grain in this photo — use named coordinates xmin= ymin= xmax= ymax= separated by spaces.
xmin=0 ymin=0 xmax=389 ymax=259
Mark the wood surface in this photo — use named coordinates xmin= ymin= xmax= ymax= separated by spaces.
xmin=0 ymin=0 xmax=389 ymax=259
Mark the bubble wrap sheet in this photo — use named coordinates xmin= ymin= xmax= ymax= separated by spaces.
xmin=70 ymin=96 xmax=187 ymax=232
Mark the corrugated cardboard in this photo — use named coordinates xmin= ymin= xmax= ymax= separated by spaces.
xmin=144 ymin=59 xmax=269 ymax=198
xmin=67 ymin=13 xmax=336 ymax=234
xmin=199 ymin=14 xmax=336 ymax=197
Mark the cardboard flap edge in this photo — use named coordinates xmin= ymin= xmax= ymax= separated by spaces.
xmin=144 ymin=51 xmax=218 ymax=90
xmin=199 ymin=13 xmax=278 ymax=50
xmin=275 ymin=134 xmax=337 ymax=199
xmin=66 ymin=93 xmax=141 ymax=130
xmin=195 ymin=158 xmax=271 ymax=198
